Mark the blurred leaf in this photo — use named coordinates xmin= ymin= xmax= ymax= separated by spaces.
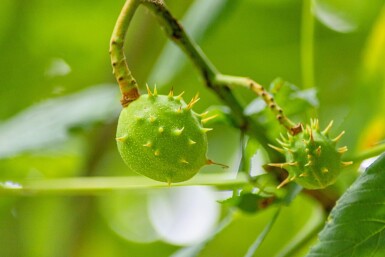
xmin=202 ymin=123 xmax=241 ymax=176
xmin=0 ymin=85 xmax=120 ymax=158
xmin=0 ymin=0 xmax=14 ymax=36
xmin=342 ymin=3 xmax=385 ymax=151
xmin=201 ymin=105 xmax=234 ymax=127
xmin=281 ymin=183 xmax=303 ymax=205
xmin=270 ymin=78 xmax=318 ymax=116
xmin=99 ymin=191 xmax=160 ymax=243
xmin=307 ymin=153 xmax=385 ymax=256
xmin=45 ymin=58 xmax=72 ymax=78
xmin=0 ymin=152 xmax=81 ymax=179
xmin=244 ymin=78 xmax=317 ymax=130
xmin=16 ymin=197 xmax=74 ymax=257
xmin=0 ymin=0 xmax=120 ymax=120
xmin=313 ymin=0 xmax=357 ymax=33
xmin=197 ymin=194 xmax=324 ymax=257
xmin=313 ymin=0 xmax=384 ymax=33
xmin=243 ymin=99 xmax=266 ymax=117
xmin=356 ymin=115 xmax=385 ymax=150
xmin=363 ymin=5 xmax=385 ymax=79
xmin=244 ymin=207 xmax=281 ymax=257
xmin=244 ymin=136 xmax=269 ymax=176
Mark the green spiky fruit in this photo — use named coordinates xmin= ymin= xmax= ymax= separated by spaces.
xmin=269 ymin=119 xmax=352 ymax=189
xmin=116 ymin=87 xmax=213 ymax=184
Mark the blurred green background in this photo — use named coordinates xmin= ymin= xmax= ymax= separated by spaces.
xmin=1 ymin=0 xmax=385 ymax=256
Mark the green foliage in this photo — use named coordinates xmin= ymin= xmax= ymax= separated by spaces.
xmin=197 ymin=194 xmax=324 ymax=257
xmin=0 ymin=0 xmax=385 ymax=256
xmin=307 ymin=153 xmax=385 ymax=256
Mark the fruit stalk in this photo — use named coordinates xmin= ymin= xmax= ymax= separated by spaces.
xmin=110 ymin=0 xmax=141 ymax=107
xmin=215 ymin=74 xmax=300 ymax=134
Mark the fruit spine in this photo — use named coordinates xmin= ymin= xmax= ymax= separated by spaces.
xmin=268 ymin=119 xmax=352 ymax=189
xmin=116 ymin=86 xmax=215 ymax=184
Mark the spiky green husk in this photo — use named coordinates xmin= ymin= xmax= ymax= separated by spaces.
xmin=269 ymin=119 xmax=352 ymax=189
xmin=116 ymin=89 xmax=211 ymax=183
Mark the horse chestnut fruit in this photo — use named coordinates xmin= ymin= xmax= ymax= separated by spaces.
xmin=116 ymin=86 xmax=214 ymax=184
xmin=269 ymin=119 xmax=352 ymax=189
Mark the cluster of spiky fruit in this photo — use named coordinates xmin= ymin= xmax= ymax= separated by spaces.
xmin=269 ymin=119 xmax=352 ymax=189
xmin=116 ymin=86 xmax=216 ymax=184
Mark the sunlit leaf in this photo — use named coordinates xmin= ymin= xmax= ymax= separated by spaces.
xmin=243 ymin=137 xmax=270 ymax=177
xmin=313 ymin=0 xmax=357 ymax=33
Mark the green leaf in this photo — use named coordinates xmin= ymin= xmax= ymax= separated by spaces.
xmin=244 ymin=78 xmax=318 ymax=128
xmin=243 ymin=136 xmax=270 ymax=176
xmin=0 ymin=85 xmax=119 ymax=158
xmin=270 ymin=78 xmax=318 ymax=116
xmin=307 ymin=153 xmax=385 ymax=257
xmin=220 ymin=192 xmax=275 ymax=214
